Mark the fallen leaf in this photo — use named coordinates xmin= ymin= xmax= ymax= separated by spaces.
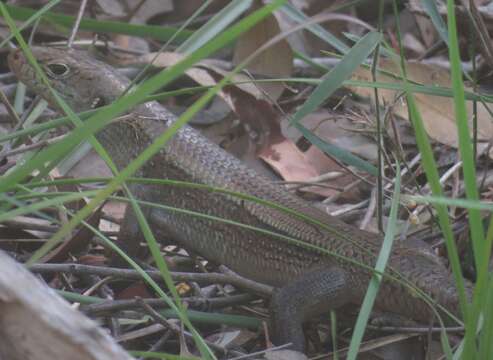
xmin=116 ymin=281 xmax=153 ymax=300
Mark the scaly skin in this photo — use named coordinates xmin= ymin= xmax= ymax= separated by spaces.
xmin=9 ymin=47 xmax=472 ymax=352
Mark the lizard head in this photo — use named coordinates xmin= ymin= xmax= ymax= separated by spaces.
xmin=8 ymin=46 xmax=130 ymax=112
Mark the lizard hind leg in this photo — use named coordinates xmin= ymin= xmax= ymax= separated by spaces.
xmin=114 ymin=204 xmax=180 ymax=266
xmin=111 ymin=205 xmax=148 ymax=266
xmin=111 ymin=202 xmax=167 ymax=266
xmin=269 ymin=266 xmax=350 ymax=352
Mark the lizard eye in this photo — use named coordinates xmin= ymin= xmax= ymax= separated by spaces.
xmin=45 ymin=63 xmax=70 ymax=78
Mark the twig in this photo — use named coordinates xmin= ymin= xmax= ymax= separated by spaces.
xmin=82 ymin=293 xmax=255 ymax=315
xmin=29 ymin=263 xmax=273 ymax=296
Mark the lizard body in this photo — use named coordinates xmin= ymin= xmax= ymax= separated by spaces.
xmin=8 ymin=47 xmax=471 ymax=352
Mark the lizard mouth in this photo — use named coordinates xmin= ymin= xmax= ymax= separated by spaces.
xmin=7 ymin=49 xmax=24 ymax=77
xmin=90 ymin=97 xmax=106 ymax=109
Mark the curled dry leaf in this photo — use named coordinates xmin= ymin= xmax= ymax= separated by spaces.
xmin=348 ymin=59 xmax=493 ymax=155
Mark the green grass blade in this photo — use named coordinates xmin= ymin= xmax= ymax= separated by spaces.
xmin=478 ymin=275 xmax=493 ymax=358
xmin=290 ymin=31 xmax=380 ymax=123
xmin=294 ymin=125 xmax=377 ymax=175
xmin=4 ymin=4 xmax=192 ymax=42
xmin=406 ymin=92 xmax=468 ymax=352
xmin=446 ymin=0 xmax=485 ymax=268
xmin=446 ymin=0 xmax=489 ymax=356
xmin=388 ymin=8 xmax=469 ymax=354
xmin=0 ymin=191 xmax=96 ymax=221
xmin=420 ymin=0 xmax=449 ymax=46
xmin=178 ymin=0 xmax=252 ymax=54
xmin=0 ymin=0 xmax=61 ymax=49
xmin=346 ymin=164 xmax=401 ymax=360
xmin=290 ymin=31 xmax=381 ymax=175
xmin=280 ymin=2 xmax=349 ymax=54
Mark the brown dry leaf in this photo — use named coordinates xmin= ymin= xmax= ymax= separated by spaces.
xmin=348 ymin=58 xmax=493 ymax=150
xmin=99 ymin=0 xmax=171 ymax=54
xmin=259 ymin=132 xmax=318 ymax=183
xmin=116 ymin=281 xmax=153 ymax=300
xmin=259 ymin=118 xmax=357 ymax=199
xmin=232 ymin=1 xmax=293 ymax=100
xmin=0 ymin=225 xmax=41 ymax=253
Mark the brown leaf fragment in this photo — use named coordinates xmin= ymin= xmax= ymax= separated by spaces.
xmin=115 ymin=281 xmax=153 ymax=300
xmin=258 ymin=132 xmax=319 ymax=183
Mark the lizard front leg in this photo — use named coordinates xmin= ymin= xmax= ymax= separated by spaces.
xmin=270 ymin=266 xmax=350 ymax=352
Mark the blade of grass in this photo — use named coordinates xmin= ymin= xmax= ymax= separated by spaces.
xmin=478 ymin=274 xmax=493 ymax=358
xmin=130 ymin=351 xmax=197 ymax=360
xmin=446 ymin=0 xmax=489 ymax=356
xmin=420 ymin=0 xmax=449 ymax=46
xmin=446 ymin=0 xmax=485 ymax=269
xmin=294 ymin=126 xmax=377 ymax=175
xmin=346 ymin=164 xmax=401 ymax=360
xmin=178 ymin=0 xmax=252 ymax=54
xmin=289 ymin=31 xmax=381 ymax=175
xmin=406 ymin=90 xmax=468 ymax=354
xmin=390 ymin=5 xmax=468 ymax=355
xmin=3 ymin=4 xmax=192 ymax=43
xmin=0 ymin=190 xmax=97 ymax=221
xmin=280 ymin=2 xmax=349 ymax=54
xmin=0 ymin=0 xmax=61 ymax=49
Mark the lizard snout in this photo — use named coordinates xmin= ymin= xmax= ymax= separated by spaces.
xmin=7 ymin=49 xmax=28 ymax=80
